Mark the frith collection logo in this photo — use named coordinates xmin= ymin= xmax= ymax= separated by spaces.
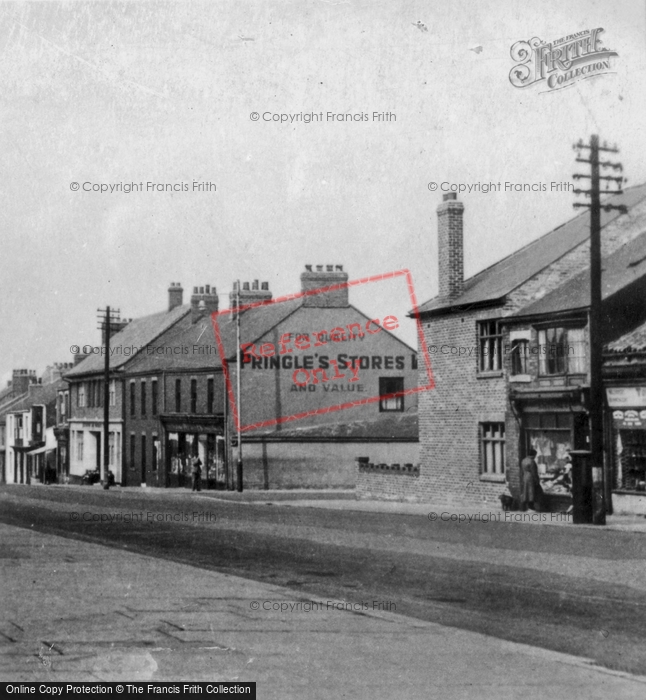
xmin=509 ymin=28 xmax=618 ymax=91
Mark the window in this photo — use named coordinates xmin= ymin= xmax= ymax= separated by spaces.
xmin=141 ymin=435 xmax=147 ymax=472
xmin=152 ymin=436 xmax=159 ymax=472
xmin=152 ymin=380 xmax=158 ymax=416
xmin=481 ymin=423 xmax=505 ymax=475
xmin=76 ymin=431 xmax=84 ymax=462
xmin=78 ymin=384 xmax=86 ymax=408
xmin=191 ymin=379 xmax=198 ymax=414
xmin=141 ymin=381 xmax=147 ymax=416
xmin=108 ymin=432 xmax=115 ymax=466
xmin=175 ymin=379 xmax=182 ymax=412
xmin=109 ymin=381 xmax=116 ymax=407
xmin=510 ymin=339 xmax=529 ymax=375
xmin=130 ymin=433 xmax=136 ymax=470
xmin=207 ymin=377 xmax=214 ymax=414
xmin=478 ymin=320 xmax=502 ymax=372
xmin=538 ymin=327 xmax=587 ymax=376
xmin=130 ymin=382 xmax=136 ymax=416
xmin=378 ymin=377 xmax=404 ymax=412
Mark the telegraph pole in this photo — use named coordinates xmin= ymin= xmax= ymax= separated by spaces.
xmin=97 ymin=306 xmax=119 ymax=490
xmin=235 ymin=281 xmax=243 ymax=493
xmin=573 ymin=135 xmax=626 ymax=525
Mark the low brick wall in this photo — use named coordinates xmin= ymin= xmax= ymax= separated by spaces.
xmin=355 ymin=457 xmax=423 ymax=501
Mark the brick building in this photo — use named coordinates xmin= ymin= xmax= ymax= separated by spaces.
xmin=358 ymin=184 xmax=646 ymax=506
xmin=0 ymin=370 xmax=39 ymax=482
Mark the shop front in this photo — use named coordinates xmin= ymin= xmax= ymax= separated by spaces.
xmin=161 ymin=415 xmax=227 ymax=489
xmin=607 ymin=387 xmax=646 ymax=514
xmin=511 ymin=387 xmax=589 ymax=510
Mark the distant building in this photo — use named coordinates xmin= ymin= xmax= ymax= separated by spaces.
xmin=0 ymin=370 xmax=39 ymax=482
xmin=4 ymin=366 xmax=70 ymax=484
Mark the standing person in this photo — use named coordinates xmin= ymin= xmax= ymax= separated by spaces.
xmin=520 ymin=448 xmax=543 ymax=511
xmin=191 ymin=456 xmax=202 ymax=492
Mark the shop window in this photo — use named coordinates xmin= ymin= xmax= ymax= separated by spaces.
xmin=538 ymin=327 xmax=587 ymax=375
xmin=175 ymin=379 xmax=182 ymax=412
xmin=478 ymin=320 xmax=502 ymax=372
xmin=141 ymin=381 xmax=147 ymax=416
xmin=617 ymin=430 xmax=646 ymax=491
xmin=191 ymin=379 xmax=198 ymax=414
xmin=130 ymin=382 xmax=136 ymax=417
xmin=525 ymin=412 xmax=574 ymax=476
xmin=152 ymin=380 xmax=158 ymax=416
xmin=481 ymin=423 xmax=505 ymax=475
xmin=379 ymin=377 xmax=404 ymax=412
xmin=207 ymin=378 xmax=214 ymax=414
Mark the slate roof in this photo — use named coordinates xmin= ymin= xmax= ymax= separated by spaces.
xmin=7 ymin=378 xmax=67 ymax=413
xmin=511 ymin=228 xmax=646 ymax=317
xmin=124 ymin=298 xmax=304 ymax=373
xmin=65 ymin=304 xmax=191 ymax=378
xmin=606 ymin=320 xmax=646 ymax=354
xmin=416 ymin=183 xmax=646 ymax=316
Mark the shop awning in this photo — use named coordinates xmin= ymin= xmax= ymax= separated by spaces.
xmin=27 ymin=427 xmax=57 ymax=455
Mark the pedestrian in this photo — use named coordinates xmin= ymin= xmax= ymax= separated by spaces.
xmin=191 ymin=456 xmax=202 ymax=492
xmin=520 ymin=448 xmax=544 ymax=511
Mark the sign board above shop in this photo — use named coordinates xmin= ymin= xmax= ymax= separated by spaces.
xmin=606 ymin=387 xmax=646 ymax=408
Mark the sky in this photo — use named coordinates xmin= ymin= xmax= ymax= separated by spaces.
xmin=1 ymin=0 xmax=645 ymax=387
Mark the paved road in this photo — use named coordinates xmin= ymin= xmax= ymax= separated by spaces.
xmin=2 ymin=484 xmax=646 ymax=678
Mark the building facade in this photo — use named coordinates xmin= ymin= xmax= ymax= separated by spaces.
xmin=358 ymin=184 xmax=646 ymax=506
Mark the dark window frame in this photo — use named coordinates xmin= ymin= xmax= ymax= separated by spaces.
xmin=478 ymin=320 xmax=503 ymax=373
xmin=480 ymin=422 xmax=506 ymax=475
xmin=378 ymin=377 xmax=405 ymax=412
xmin=175 ymin=379 xmax=182 ymax=413
xmin=190 ymin=379 xmax=198 ymax=414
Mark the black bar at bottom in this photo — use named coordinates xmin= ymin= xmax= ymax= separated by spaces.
xmin=2 ymin=682 xmax=256 ymax=699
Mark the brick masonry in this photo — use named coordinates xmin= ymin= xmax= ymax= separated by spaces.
xmin=362 ymin=196 xmax=646 ymax=505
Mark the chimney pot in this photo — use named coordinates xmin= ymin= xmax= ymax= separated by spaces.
xmin=305 ymin=265 xmax=312 ymax=271
xmin=443 ymin=192 xmax=457 ymax=201
xmin=193 ymin=286 xmax=198 ymax=294
xmin=243 ymin=282 xmax=250 ymax=291
xmin=199 ymin=286 xmax=204 ymax=294
xmin=261 ymin=282 xmax=269 ymax=290
xmin=335 ymin=265 xmax=343 ymax=271
xmin=326 ymin=265 xmax=333 ymax=272
xmin=205 ymin=284 xmax=210 ymax=294
xmin=316 ymin=265 xmax=323 ymax=272
xmin=252 ymin=280 xmax=259 ymax=290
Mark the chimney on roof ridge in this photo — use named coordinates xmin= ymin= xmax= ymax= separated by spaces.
xmin=191 ymin=284 xmax=219 ymax=324
xmin=300 ymin=264 xmax=349 ymax=308
xmin=437 ymin=192 xmax=464 ymax=299
xmin=168 ymin=282 xmax=184 ymax=311
xmin=229 ymin=281 xmax=272 ymax=320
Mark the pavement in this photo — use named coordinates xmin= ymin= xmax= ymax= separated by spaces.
xmin=2 ymin=521 xmax=646 ymax=698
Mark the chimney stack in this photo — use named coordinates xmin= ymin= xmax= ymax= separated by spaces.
xmin=168 ymin=282 xmax=184 ymax=311
xmin=191 ymin=284 xmax=219 ymax=323
xmin=437 ymin=193 xmax=464 ymax=299
xmin=300 ymin=265 xmax=349 ymax=308
xmin=229 ymin=281 xmax=272 ymax=319
xmin=11 ymin=369 xmax=37 ymax=396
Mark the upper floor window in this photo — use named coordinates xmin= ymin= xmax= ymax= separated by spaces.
xmin=538 ymin=327 xmax=587 ymax=376
xmin=78 ymin=384 xmax=86 ymax=408
xmin=378 ymin=377 xmax=404 ymax=412
xmin=152 ymin=380 xmax=158 ymax=416
xmin=207 ymin=378 xmax=214 ymax=414
xmin=190 ymin=379 xmax=198 ymax=414
xmin=478 ymin=320 xmax=502 ymax=372
xmin=130 ymin=382 xmax=136 ymax=417
xmin=510 ymin=339 xmax=530 ymax=375
xmin=109 ymin=381 xmax=116 ymax=407
xmin=141 ymin=381 xmax=147 ymax=416
xmin=175 ymin=379 xmax=182 ymax=412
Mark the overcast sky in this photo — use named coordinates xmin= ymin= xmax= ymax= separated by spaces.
xmin=1 ymin=0 xmax=644 ymax=386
